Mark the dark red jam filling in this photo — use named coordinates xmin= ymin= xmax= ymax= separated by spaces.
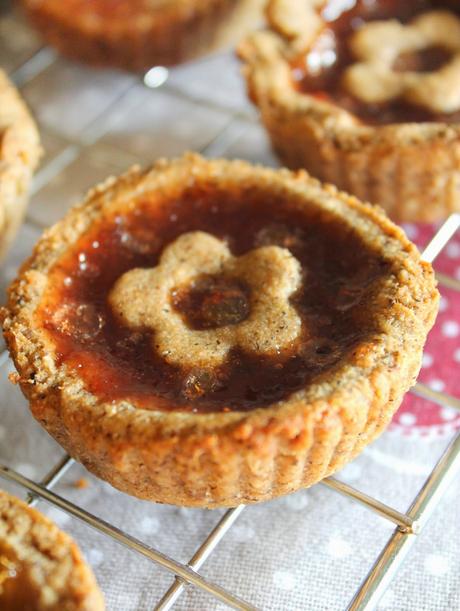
xmin=291 ymin=0 xmax=460 ymax=125
xmin=171 ymin=276 xmax=251 ymax=330
xmin=38 ymin=186 xmax=390 ymax=413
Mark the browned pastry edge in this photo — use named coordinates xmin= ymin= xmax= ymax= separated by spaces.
xmin=0 ymin=69 xmax=41 ymax=262
xmin=238 ymin=0 xmax=460 ymax=222
xmin=20 ymin=0 xmax=264 ymax=70
xmin=0 ymin=490 xmax=104 ymax=610
xmin=2 ymin=153 xmax=439 ymax=508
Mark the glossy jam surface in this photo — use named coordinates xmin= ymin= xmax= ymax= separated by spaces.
xmin=39 ymin=187 xmax=389 ymax=413
xmin=0 ymin=546 xmax=37 ymax=611
xmin=292 ymin=0 xmax=460 ymax=124
xmin=171 ymin=276 xmax=251 ymax=330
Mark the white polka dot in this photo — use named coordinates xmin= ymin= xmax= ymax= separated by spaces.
xmin=326 ymin=536 xmax=352 ymax=559
xmin=454 ymin=348 xmax=460 ymax=363
xmin=86 ymin=548 xmax=104 ymax=567
xmin=424 ymin=554 xmax=449 ymax=576
xmin=428 ymin=379 xmax=445 ymax=392
xmin=15 ymin=463 xmax=37 ymax=479
xmin=440 ymin=407 xmax=458 ymax=421
xmin=232 ymin=524 xmax=256 ymax=542
xmin=421 ymin=353 xmax=434 ymax=368
xmin=401 ymin=223 xmax=418 ymax=240
xmin=399 ymin=413 xmax=417 ymax=426
xmin=284 ymin=492 xmax=309 ymax=511
xmin=0 ymin=425 xmax=5 ymax=442
xmin=273 ymin=570 xmax=296 ymax=591
xmin=137 ymin=516 xmax=160 ymax=535
xmin=46 ymin=507 xmax=71 ymax=527
xmin=439 ymin=296 xmax=449 ymax=312
xmin=339 ymin=462 xmax=363 ymax=483
xmin=446 ymin=241 xmax=460 ymax=258
xmin=442 ymin=321 xmax=460 ymax=338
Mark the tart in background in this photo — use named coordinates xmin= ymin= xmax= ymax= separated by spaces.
xmin=239 ymin=0 xmax=460 ymax=222
xmin=20 ymin=0 xmax=264 ymax=71
xmin=0 ymin=69 xmax=41 ymax=262
xmin=0 ymin=489 xmax=104 ymax=610
xmin=2 ymin=154 xmax=438 ymax=507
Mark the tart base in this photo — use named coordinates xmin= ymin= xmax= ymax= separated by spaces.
xmin=2 ymin=154 xmax=439 ymax=508
xmin=0 ymin=70 xmax=41 ymax=262
xmin=20 ymin=0 xmax=264 ymax=71
xmin=239 ymin=1 xmax=460 ymax=223
xmin=0 ymin=491 xmax=104 ymax=610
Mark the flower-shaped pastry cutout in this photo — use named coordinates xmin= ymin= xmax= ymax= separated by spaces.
xmin=342 ymin=10 xmax=460 ymax=114
xmin=109 ymin=231 xmax=302 ymax=368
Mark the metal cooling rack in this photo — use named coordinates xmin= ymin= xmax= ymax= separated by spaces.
xmin=1 ymin=8 xmax=460 ymax=611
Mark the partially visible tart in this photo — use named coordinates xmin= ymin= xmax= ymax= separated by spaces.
xmin=0 ymin=490 xmax=104 ymax=610
xmin=20 ymin=0 xmax=264 ymax=71
xmin=2 ymin=154 xmax=438 ymax=507
xmin=0 ymin=69 xmax=41 ymax=262
xmin=239 ymin=0 xmax=460 ymax=222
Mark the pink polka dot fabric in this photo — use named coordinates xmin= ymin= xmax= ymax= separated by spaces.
xmin=391 ymin=223 xmax=460 ymax=438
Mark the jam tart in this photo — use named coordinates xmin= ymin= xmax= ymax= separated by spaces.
xmin=0 ymin=490 xmax=104 ymax=610
xmin=20 ymin=0 xmax=264 ymax=71
xmin=2 ymin=154 xmax=438 ymax=508
xmin=239 ymin=0 xmax=460 ymax=222
xmin=0 ymin=69 xmax=41 ymax=262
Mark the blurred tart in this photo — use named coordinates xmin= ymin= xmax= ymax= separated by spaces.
xmin=0 ymin=490 xmax=104 ymax=610
xmin=239 ymin=0 xmax=460 ymax=222
xmin=20 ymin=0 xmax=264 ymax=70
xmin=0 ymin=69 xmax=41 ymax=262
xmin=2 ymin=154 xmax=438 ymax=507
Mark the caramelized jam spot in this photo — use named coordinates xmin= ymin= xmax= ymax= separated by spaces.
xmin=393 ymin=46 xmax=453 ymax=73
xmin=0 ymin=546 xmax=38 ymax=611
xmin=171 ymin=276 xmax=251 ymax=330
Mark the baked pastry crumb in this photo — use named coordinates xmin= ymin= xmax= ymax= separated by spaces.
xmin=0 ymin=490 xmax=104 ymax=610
xmin=2 ymin=153 xmax=439 ymax=507
xmin=0 ymin=69 xmax=41 ymax=262
xmin=20 ymin=0 xmax=264 ymax=70
xmin=239 ymin=0 xmax=460 ymax=222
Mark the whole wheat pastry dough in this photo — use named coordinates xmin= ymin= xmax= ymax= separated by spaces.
xmin=0 ymin=490 xmax=104 ymax=610
xmin=2 ymin=154 xmax=439 ymax=508
xmin=344 ymin=11 xmax=460 ymax=113
xmin=0 ymin=70 xmax=41 ymax=262
xmin=110 ymin=231 xmax=302 ymax=368
xmin=239 ymin=0 xmax=460 ymax=222
xmin=20 ymin=0 xmax=264 ymax=70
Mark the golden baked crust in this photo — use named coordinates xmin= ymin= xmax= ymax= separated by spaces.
xmin=2 ymin=153 xmax=438 ymax=508
xmin=0 ymin=70 xmax=41 ymax=262
xmin=238 ymin=0 xmax=460 ymax=222
xmin=20 ymin=0 xmax=264 ymax=70
xmin=0 ymin=490 xmax=104 ymax=610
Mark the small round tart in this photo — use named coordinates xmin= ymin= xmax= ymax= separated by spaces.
xmin=239 ymin=0 xmax=460 ymax=222
xmin=2 ymin=154 xmax=438 ymax=508
xmin=20 ymin=0 xmax=263 ymax=71
xmin=0 ymin=69 xmax=41 ymax=262
xmin=0 ymin=490 xmax=104 ymax=610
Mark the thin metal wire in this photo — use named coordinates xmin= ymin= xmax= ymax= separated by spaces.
xmin=321 ymin=478 xmax=418 ymax=533
xmin=27 ymin=454 xmax=74 ymax=507
xmin=155 ymin=506 xmax=246 ymax=611
xmin=0 ymin=464 xmax=258 ymax=611
xmin=347 ymin=430 xmax=460 ymax=611
xmin=413 ymin=382 xmax=460 ymax=412
xmin=421 ymin=213 xmax=460 ymax=263
xmin=0 ymin=16 xmax=459 ymax=609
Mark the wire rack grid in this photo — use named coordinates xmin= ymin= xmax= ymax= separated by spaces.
xmin=0 ymin=7 xmax=460 ymax=611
